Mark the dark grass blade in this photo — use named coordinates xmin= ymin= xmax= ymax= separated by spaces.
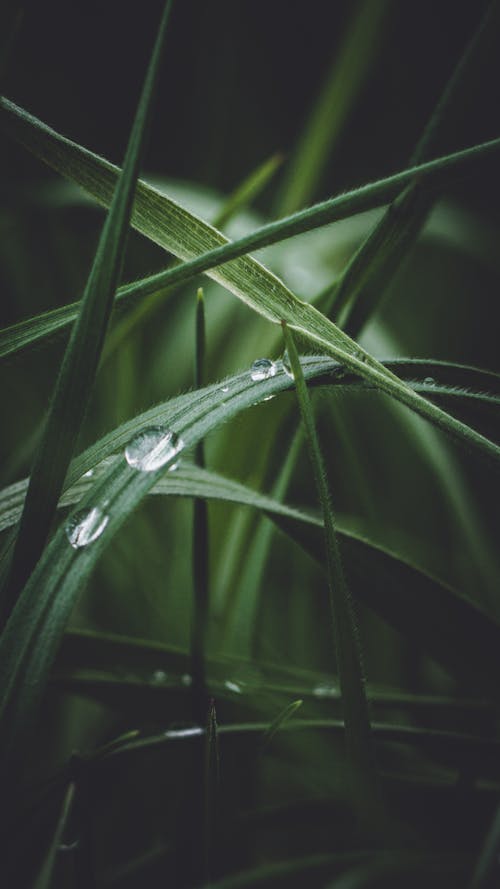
xmin=192 ymin=288 xmax=209 ymax=719
xmin=331 ymin=1 xmax=500 ymax=336
xmin=204 ymin=698 xmax=219 ymax=885
xmin=282 ymin=323 xmax=377 ymax=792
xmin=32 ymin=782 xmax=75 ymax=889
xmin=1 ymin=2 xmax=174 ymax=622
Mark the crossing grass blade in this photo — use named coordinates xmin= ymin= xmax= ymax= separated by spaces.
xmin=260 ymin=699 xmax=303 ymax=752
xmin=282 ymin=323 xmax=377 ymax=790
xmin=0 ymin=2 xmax=174 ymax=621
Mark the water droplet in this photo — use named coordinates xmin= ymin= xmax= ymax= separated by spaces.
xmin=58 ymin=840 xmax=79 ymax=853
xmin=65 ymin=507 xmax=109 ymax=549
xmin=224 ymin=679 xmax=243 ymax=694
xmin=152 ymin=669 xmax=168 ymax=685
xmin=164 ymin=726 xmax=203 ymax=740
xmin=168 ymin=460 xmax=180 ymax=473
xmin=313 ymin=682 xmax=338 ymax=699
xmin=282 ymin=350 xmax=294 ymax=378
xmin=250 ymin=358 xmax=277 ymax=381
xmin=263 ymin=394 xmax=275 ymax=402
xmin=181 ymin=673 xmax=193 ymax=687
xmin=83 ymin=469 xmax=94 ymax=478
xmin=125 ymin=426 xmax=184 ymax=472
xmin=423 ymin=376 xmax=435 ymax=385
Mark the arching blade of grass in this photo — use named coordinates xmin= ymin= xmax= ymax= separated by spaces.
xmin=0 ymin=2 xmax=174 ymax=621
xmin=331 ymin=1 xmax=500 ymax=335
xmin=282 ymin=324 xmax=377 ymax=792
xmin=1 ymin=356 xmax=497 ymax=538
xmin=1 ymin=93 xmax=499 ymax=365
xmin=276 ymin=0 xmax=391 ymax=214
xmin=260 ymin=699 xmax=303 ymax=752
xmin=1 ymin=357 xmax=500 ymax=771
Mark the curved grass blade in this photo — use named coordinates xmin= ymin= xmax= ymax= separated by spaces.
xmin=1 ymin=2 xmax=174 ymax=621
xmin=32 ymin=782 xmax=75 ymax=889
xmin=1 ymin=357 xmax=500 ymax=772
xmin=282 ymin=324 xmax=376 ymax=790
xmin=260 ymin=699 xmax=303 ymax=752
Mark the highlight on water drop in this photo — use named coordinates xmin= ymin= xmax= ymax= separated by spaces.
xmin=125 ymin=426 xmax=185 ymax=472
xmin=250 ymin=358 xmax=277 ymax=381
xmin=65 ymin=506 xmax=109 ymax=549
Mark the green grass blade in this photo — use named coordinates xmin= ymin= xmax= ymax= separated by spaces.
xmin=277 ymin=0 xmax=391 ymax=214
xmin=282 ymin=323 xmax=376 ymax=788
xmin=260 ymin=699 xmax=303 ymax=752
xmin=215 ymin=151 xmax=284 ymax=230
xmin=1 ymin=2 xmax=174 ymax=620
xmin=204 ymin=698 xmax=219 ymax=884
xmin=192 ymin=287 xmax=209 ymax=719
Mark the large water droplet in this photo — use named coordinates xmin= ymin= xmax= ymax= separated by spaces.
xmin=221 ymin=385 xmax=230 ymax=394
xmin=250 ymin=358 xmax=277 ymax=381
xmin=125 ymin=426 xmax=184 ymax=472
xmin=282 ymin=350 xmax=294 ymax=379
xmin=65 ymin=506 xmax=109 ymax=549
xmin=83 ymin=469 xmax=94 ymax=478
xmin=224 ymin=679 xmax=243 ymax=695
xmin=423 ymin=376 xmax=435 ymax=386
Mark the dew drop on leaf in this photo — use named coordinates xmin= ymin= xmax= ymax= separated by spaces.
xmin=125 ymin=426 xmax=184 ymax=472
xmin=65 ymin=506 xmax=109 ymax=549
xmin=250 ymin=358 xmax=277 ymax=381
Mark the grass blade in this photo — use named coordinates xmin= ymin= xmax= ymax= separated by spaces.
xmin=32 ymin=782 xmax=75 ymax=889
xmin=470 ymin=803 xmax=500 ymax=888
xmin=282 ymin=323 xmax=376 ymax=789
xmin=192 ymin=287 xmax=209 ymax=719
xmin=260 ymin=699 xmax=303 ymax=752
xmin=204 ymin=698 xmax=219 ymax=885
xmin=1 ymin=2 xmax=174 ymax=620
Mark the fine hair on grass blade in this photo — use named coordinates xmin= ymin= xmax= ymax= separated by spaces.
xmin=281 ymin=322 xmax=377 ymax=796
xmin=0 ymin=1 xmax=174 ymax=624
xmin=192 ymin=287 xmax=210 ymax=720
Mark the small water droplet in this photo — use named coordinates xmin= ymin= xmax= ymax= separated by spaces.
xmin=224 ymin=679 xmax=243 ymax=694
xmin=83 ymin=469 xmax=94 ymax=478
xmin=282 ymin=350 xmax=294 ymax=379
xmin=263 ymin=394 xmax=275 ymax=402
xmin=181 ymin=673 xmax=193 ymax=687
xmin=152 ymin=669 xmax=168 ymax=685
xmin=250 ymin=358 xmax=277 ymax=381
xmin=65 ymin=507 xmax=109 ymax=549
xmin=125 ymin=426 xmax=184 ymax=472
xmin=423 ymin=376 xmax=435 ymax=385
xmin=221 ymin=385 xmax=230 ymax=393
xmin=164 ymin=727 xmax=203 ymax=739
xmin=313 ymin=682 xmax=338 ymax=699
xmin=58 ymin=840 xmax=79 ymax=854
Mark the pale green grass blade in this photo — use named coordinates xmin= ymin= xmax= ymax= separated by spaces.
xmin=1 ymin=93 xmax=499 ymax=367
xmin=260 ymin=699 xmax=303 ymax=751
xmin=1 ymin=2 xmax=174 ymax=619
xmin=283 ymin=324 xmax=376 ymax=789
xmin=215 ymin=151 xmax=284 ymax=230
xmin=277 ymin=0 xmax=391 ymax=214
